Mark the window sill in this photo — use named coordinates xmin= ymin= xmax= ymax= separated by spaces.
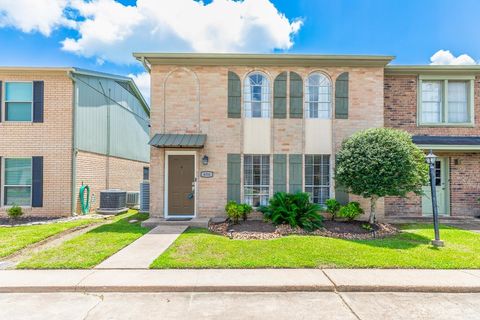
xmin=417 ymin=123 xmax=475 ymax=128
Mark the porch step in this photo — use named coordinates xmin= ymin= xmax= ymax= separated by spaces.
xmin=141 ymin=217 xmax=210 ymax=229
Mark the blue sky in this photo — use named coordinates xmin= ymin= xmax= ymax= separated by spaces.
xmin=0 ymin=0 xmax=479 ymax=99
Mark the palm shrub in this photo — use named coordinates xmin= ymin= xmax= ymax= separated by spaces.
xmin=325 ymin=198 xmax=341 ymax=221
xmin=338 ymin=201 xmax=364 ymax=221
xmin=259 ymin=192 xmax=324 ymax=231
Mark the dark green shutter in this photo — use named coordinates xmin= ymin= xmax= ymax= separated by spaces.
xmin=32 ymin=156 xmax=43 ymax=207
xmin=335 ymin=72 xmax=349 ymax=119
xmin=334 ymin=155 xmax=349 ymax=204
xmin=273 ymin=154 xmax=287 ymax=193
xmin=289 ymin=72 xmax=303 ymax=118
xmin=33 ymin=81 xmax=44 ymax=123
xmin=228 ymin=71 xmax=241 ymax=118
xmin=289 ymin=154 xmax=303 ymax=193
xmin=227 ymin=154 xmax=241 ymax=202
xmin=273 ymin=72 xmax=287 ymax=118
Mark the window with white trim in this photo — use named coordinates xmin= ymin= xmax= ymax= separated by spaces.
xmin=4 ymin=82 xmax=33 ymax=122
xmin=244 ymin=72 xmax=270 ymax=118
xmin=304 ymin=155 xmax=330 ymax=205
xmin=419 ymin=78 xmax=473 ymax=125
xmin=243 ymin=155 xmax=270 ymax=206
xmin=305 ymin=73 xmax=331 ymax=119
xmin=3 ymin=158 xmax=32 ymax=206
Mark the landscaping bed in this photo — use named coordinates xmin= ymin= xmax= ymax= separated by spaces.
xmin=209 ymin=219 xmax=398 ymax=240
xmin=0 ymin=213 xmax=109 ymax=227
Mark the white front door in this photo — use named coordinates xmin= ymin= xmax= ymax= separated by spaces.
xmin=422 ymin=157 xmax=449 ymax=216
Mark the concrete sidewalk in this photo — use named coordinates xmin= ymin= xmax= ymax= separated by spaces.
xmin=0 ymin=269 xmax=479 ymax=293
xmin=95 ymin=225 xmax=187 ymax=269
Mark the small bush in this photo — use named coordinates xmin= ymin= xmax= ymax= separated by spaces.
xmin=325 ymin=198 xmax=341 ymax=221
xmin=338 ymin=202 xmax=364 ymax=221
xmin=259 ymin=192 xmax=324 ymax=231
xmin=239 ymin=203 xmax=253 ymax=221
xmin=7 ymin=204 xmax=23 ymax=220
xmin=225 ymin=201 xmax=242 ymax=224
xmin=361 ymin=223 xmax=374 ymax=232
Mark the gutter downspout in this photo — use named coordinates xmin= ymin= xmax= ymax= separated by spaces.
xmin=68 ymin=71 xmax=78 ymax=215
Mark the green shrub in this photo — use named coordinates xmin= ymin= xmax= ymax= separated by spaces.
xmin=325 ymin=198 xmax=341 ymax=221
xmin=7 ymin=204 xmax=23 ymax=220
xmin=225 ymin=201 xmax=242 ymax=224
xmin=361 ymin=223 xmax=374 ymax=232
xmin=259 ymin=192 xmax=323 ymax=231
xmin=239 ymin=203 xmax=253 ymax=221
xmin=338 ymin=202 xmax=364 ymax=222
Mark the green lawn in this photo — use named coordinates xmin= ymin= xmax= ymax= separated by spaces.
xmin=0 ymin=217 xmax=102 ymax=258
xmin=151 ymin=224 xmax=480 ymax=269
xmin=17 ymin=211 xmax=149 ymax=269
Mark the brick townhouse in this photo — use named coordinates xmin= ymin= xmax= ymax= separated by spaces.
xmin=0 ymin=67 xmax=150 ymax=217
xmin=133 ymin=53 xmax=480 ymax=224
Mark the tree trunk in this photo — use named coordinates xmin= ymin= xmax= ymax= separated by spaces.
xmin=369 ymin=196 xmax=378 ymax=224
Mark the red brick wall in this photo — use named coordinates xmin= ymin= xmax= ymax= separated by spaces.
xmin=384 ymin=75 xmax=480 ymax=218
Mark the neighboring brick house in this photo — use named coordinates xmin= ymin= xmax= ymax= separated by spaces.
xmin=0 ymin=67 xmax=150 ymax=217
xmin=384 ymin=66 xmax=480 ymax=219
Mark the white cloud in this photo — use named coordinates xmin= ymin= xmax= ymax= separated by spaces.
xmin=0 ymin=0 xmax=74 ymax=36
xmin=128 ymin=72 xmax=150 ymax=103
xmin=62 ymin=0 xmax=303 ymax=64
xmin=430 ymin=50 xmax=477 ymax=65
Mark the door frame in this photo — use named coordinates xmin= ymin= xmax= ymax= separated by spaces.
xmin=422 ymin=156 xmax=450 ymax=216
xmin=164 ymin=150 xmax=197 ymax=219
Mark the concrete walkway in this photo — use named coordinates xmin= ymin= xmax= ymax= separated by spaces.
xmin=1 ymin=269 xmax=480 ymax=293
xmin=95 ymin=225 xmax=187 ymax=269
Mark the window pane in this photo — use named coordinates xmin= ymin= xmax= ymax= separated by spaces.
xmin=448 ymin=81 xmax=468 ymax=123
xmin=5 ymin=158 xmax=32 ymax=185
xmin=304 ymin=154 xmax=330 ymax=205
xmin=421 ymin=81 xmax=442 ymax=123
xmin=244 ymin=72 xmax=270 ymax=118
xmin=305 ymin=73 xmax=331 ymax=119
xmin=5 ymin=82 xmax=33 ymax=101
xmin=5 ymin=102 xmax=32 ymax=121
xmin=4 ymin=186 xmax=31 ymax=206
xmin=244 ymin=154 xmax=270 ymax=206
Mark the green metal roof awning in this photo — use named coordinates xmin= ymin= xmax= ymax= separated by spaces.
xmin=149 ymin=134 xmax=207 ymax=148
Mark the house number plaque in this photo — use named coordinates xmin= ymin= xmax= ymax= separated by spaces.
xmin=200 ymin=171 xmax=214 ymax=178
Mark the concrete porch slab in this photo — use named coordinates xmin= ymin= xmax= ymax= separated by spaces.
xmin=141 ymin=217 xmax=209 ymax=228
xmin=95 ymin=225 xmax=187 ymax=269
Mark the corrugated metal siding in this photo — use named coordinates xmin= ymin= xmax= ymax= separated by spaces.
xmin=75 ymin=74 xmax=150 ymax=162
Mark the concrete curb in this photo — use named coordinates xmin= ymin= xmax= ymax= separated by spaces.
xmin=1 ymin=269 xmax=480 ymax=293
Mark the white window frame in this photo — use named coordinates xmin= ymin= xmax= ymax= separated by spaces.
xmin=3 ymin=81 xmax=34 ymax=122
xmin=304 ymin=154 xmax=331 ymax=206
xmin=418 ymin=75 xmax=475 ymax=127
xmin=1 ymin=157 xmax=33 ymax=208
xmin=305 ymin=72 xmax=332 ymax=119
xmin=243 ymin=71 xmax=271 ymax=118
xmin=243 ymin=154 xmax=270 ymax=207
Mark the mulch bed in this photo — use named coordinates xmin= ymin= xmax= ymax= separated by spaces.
xmin=209 ymin=219 xmax=398 ymax=240
xmin=0 ymin=214 xmax=109 ymax=227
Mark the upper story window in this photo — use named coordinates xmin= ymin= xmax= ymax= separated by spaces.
xmin=419 ymin=76 xmax=474 ymax=126
xmin=4 ymin=82 xmax=33 ymax=122
xmin=305 ymin=73 xmax=331 ymax=119
xmin=244 ymin=72 xmax=270 ymax=118
xmin=3 ymin=158 xmax=32 ymax=206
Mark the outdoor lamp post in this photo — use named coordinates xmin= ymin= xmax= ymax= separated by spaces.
xmin=426 ymin=150 xmax=444 ymax=247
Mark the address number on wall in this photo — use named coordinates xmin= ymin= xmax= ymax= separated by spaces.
xmin=200 ymin=171 xmax=214 ymax=178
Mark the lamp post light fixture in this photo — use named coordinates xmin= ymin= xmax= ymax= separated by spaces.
xmin=202 ymin=155 xmax=209 ymax=166
xmin=425 ymin=150 xmax=444 ymax=247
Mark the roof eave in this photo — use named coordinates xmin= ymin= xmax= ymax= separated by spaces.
xmin=386 ymin=65 xmax=480 ymax=76
xmin=133 ymin=53 xmax=395 ymax=67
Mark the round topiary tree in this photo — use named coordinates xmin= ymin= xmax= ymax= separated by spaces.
xmin=335 ymin=128 xmax=429 ymax=224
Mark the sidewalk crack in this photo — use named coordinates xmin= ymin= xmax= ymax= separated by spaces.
xmin=82 ymin=292 xmax=104 ymax=320
xmin=321 ymin=269 xmax=361 ymax=320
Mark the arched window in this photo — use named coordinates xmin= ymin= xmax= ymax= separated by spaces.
xmin=305 ymin=73 xmax=331 ymax=119
xmin=244 ymin=72 xmax=270 ymax=118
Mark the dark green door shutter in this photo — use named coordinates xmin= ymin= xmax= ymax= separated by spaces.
xmin=273 ymin=72 xmax=287 ymax=118
xmin=273 ymin=154 xmax=287 ymax=193
xmin=334 ymin=155 xmax=349 ymax=204
xmin=33 ymin=81 xmax=44 ymax=123
xmin=335 ymin=72 xmax=349 ymax=119
xmin=289 ymin=72 xmax=303 ymax=118
xmin=289 ymin=154 xmax=303 ymax=193
xmin=228 ymin=71 xmax=241 ymax=118
xmin=227 ymin=154 xmax=241 ymax=202
xmin=32 ymin=156 xmax=43 ymax=207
